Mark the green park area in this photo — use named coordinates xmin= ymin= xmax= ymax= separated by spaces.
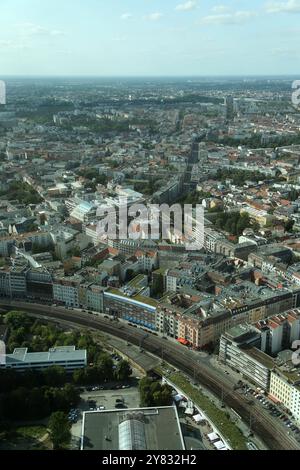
xmin=168 ymin=372 xmax=248 ymax=450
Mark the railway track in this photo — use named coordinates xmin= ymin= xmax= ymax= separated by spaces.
xmin=1 ymin=300 xmax=298 ymax=450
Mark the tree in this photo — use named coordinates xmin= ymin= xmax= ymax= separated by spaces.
xmin=48 ymin=412 xmax=71 ymax=450
xmin=285 ymin=219 xmax=295 ymax=233
xmin=114 ymin=360 xmax=132 ymax=382
xmin=63 ymin=383 xmax=80 ymax=407
xmin=139 ymin=378 xmax=172 ymax=407
xmin=97 ymin=354 xmax=114 ymax=380
xmin=5 ymin=311 xmax=33 ymax=331
xmin=73 ymin=368 xmax=85 ymax=385
xmin=43 ymin=366 xmax=66 ymax=387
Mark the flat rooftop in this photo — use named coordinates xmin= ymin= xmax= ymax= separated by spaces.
xmin=3 ymin=346 xmax=87 ymax=365
xmin=81 ymin=406 xmax=184 ymax=451
xmin=240 ymin=346 xmax=275 ymax=370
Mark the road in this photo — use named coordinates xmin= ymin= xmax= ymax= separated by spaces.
xmin=1 ymin=299 xmax=299 ymax=450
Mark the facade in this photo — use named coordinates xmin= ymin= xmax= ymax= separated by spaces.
xmin=220 ymin=309 xmax=300 ymax=391
xmin=204 ymin=227 xmax=225 ymax=253
xmin=255 ymin=310 xmax=300 ymax=356
xmin=0 ymin=266 xmax=28 ymax=298
xmin=156 ymin=305 xmax=179 ymax=338
xmin=86 ymin=284 xmax=104 ymax=312
xmin=0 ymin=346 xmax=87 ymax=372
xmin=269 ymin=370 xmax=300 ymax=425
xmin=26 ymin=268 xmax=53 ymax=299
xmin=219 ymin=325 xmax=275 ymax=390
xmin=53 ymin=276 xmax=81 ymax=307
xmin=104 ymin=290 xmax=157 ymax=330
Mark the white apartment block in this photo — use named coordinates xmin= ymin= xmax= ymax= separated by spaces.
xmin=270 ymin=371 xmax=300 ymax=425
xmin=219 ymin=326 xmax=274 ymax=390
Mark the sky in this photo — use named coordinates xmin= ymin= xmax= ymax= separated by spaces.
xmin=0 ymin=0 xmax=300 ymax=76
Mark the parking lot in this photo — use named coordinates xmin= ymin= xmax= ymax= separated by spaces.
xmin=69 ymin=385 xmax=140 ymax=449
xmin=236 ymin=381 xmax=300 ymax=442
xmin=81 ymin=386 xmax=140 ymax=411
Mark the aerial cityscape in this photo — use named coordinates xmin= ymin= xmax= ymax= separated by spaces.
xmin=1 ymin=0 xmax=300 ymax=458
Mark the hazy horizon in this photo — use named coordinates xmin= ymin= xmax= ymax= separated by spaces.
xmin=1 ymin=74 xmax=299 ymax=79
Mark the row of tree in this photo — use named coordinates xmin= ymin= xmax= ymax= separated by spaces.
xmin=214 ymin=212 xmax=254 ymax=236
xmin=0 ymin=181 xmax=43 ymax=205
xmin=0 ymin=355 xmax=132 ymax=395
xmin=214 ymin=168 xmax=266 ymax=186
xmin=0 ymin=383 xmax=80 ymax=421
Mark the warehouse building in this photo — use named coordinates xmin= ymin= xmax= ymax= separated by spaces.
xmin=81 ymin=406 xmax=185 ymax=451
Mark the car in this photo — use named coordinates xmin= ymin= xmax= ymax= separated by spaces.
xmin=86 ymin=387 xmax=92 ymax=392
xmin=97 ymin=406 xmax=105 ymax=411
xmin=116 ymin=398 xmax=124 ymax=403
xmin=115 ymin=403 xmax=127 ymax=409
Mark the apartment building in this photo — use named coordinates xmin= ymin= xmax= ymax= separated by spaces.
xmin=269 ymin=369 xmax=300 ymax=425
xmin=156 ymin=305 xmax=179 ymax=338
xmin=104 ymin=289 xmax=158 ymax=330
xmin=219 ymin=325 xmax=275 ymax=390
xmin=86 ymin=284 xmax=105 ymax=313
xmin=220 ymin=310 xmax=300 ymax=391
xmin=53 ymin=276 xmax=81 ymax=308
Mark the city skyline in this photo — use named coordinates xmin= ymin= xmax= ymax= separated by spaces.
xmin=0 ymin=0 xmax=300 ymax=76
